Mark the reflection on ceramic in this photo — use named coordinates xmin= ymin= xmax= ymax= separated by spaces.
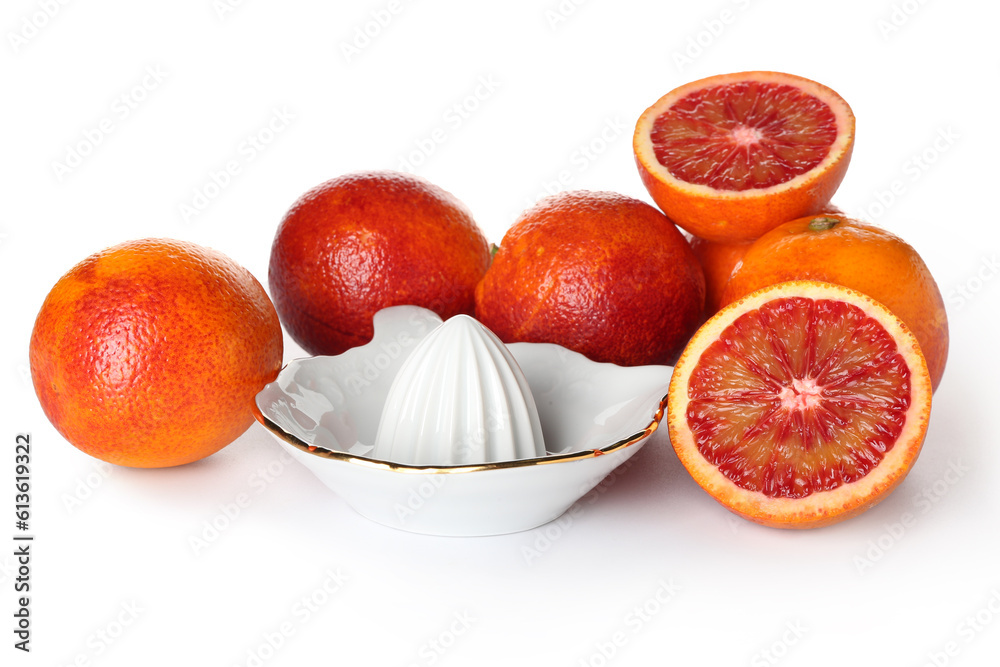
xmin=252 ymin=306 xmax=671 ymax=536
xmin=373 ymin=314 xmax=546 ymax=466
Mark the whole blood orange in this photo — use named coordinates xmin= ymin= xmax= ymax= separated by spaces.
xmin=668 ymin=281 xmax=932 ymax=528
xmin=29 ymin=239 xmax=283 ymax=468
xmin=269 ymin=170 xmax=490 ymax=356
xmin=719 ymin=214 xmax=949 ymax=390
xmin=474 ymin=190 xmax=705 ymax=367
xmin=688 ymin=236 xmax=752 ymax=317
xmin=634 ymin=71 xmax=855 ymax=243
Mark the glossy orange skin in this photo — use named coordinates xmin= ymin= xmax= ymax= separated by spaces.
xmin=29 ymin=239 xmax=283 ymax=468
xmin=688 ymin=236 xmax=752 ymax=317
xmin=269 ymin=171 xmax=490 ymax=356
xmin=635 ymin=155 xmax=852 ymax=244
xmin=720 ymin=215 xmax=949 ymax=390
xmin=475 ymin=190 xmax=705 ymax=366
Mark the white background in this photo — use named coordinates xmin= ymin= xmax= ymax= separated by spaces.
xmin=2 ymin=0 xmax=999 ymax=665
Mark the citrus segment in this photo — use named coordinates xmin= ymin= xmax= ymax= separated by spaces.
xmin=668 ymin=281 xmax=931 ymax=528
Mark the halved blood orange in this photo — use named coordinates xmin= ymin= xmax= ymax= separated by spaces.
xmin=634 ymin=72 xmax=855 ymax=243
xmin=667 ymin=281 xmax=932 ymax=528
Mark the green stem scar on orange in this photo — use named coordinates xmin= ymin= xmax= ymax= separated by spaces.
xmin=808 ymin=216 xmax=840 ymax=231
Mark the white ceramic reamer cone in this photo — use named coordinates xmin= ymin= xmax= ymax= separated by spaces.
xmin=372 ymin=315 xmax=546 ymax=466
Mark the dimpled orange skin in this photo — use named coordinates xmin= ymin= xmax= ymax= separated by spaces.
xmin=719 ymin=214 xmax=949 ymax=390
xmin=269 ymin=171 xmax=491 ymax=356
xmin=474 ymin=190 xmax=705 ymax=367
xmin=29 ymin=239 xmax=284 ymax=468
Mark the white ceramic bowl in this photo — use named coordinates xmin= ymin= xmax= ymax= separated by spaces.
xmin=252 ymin=306 xmax=671 ymax=536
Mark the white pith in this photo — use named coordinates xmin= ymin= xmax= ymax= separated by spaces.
xmin=778 ymin=377 xmax=823 ymax=411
